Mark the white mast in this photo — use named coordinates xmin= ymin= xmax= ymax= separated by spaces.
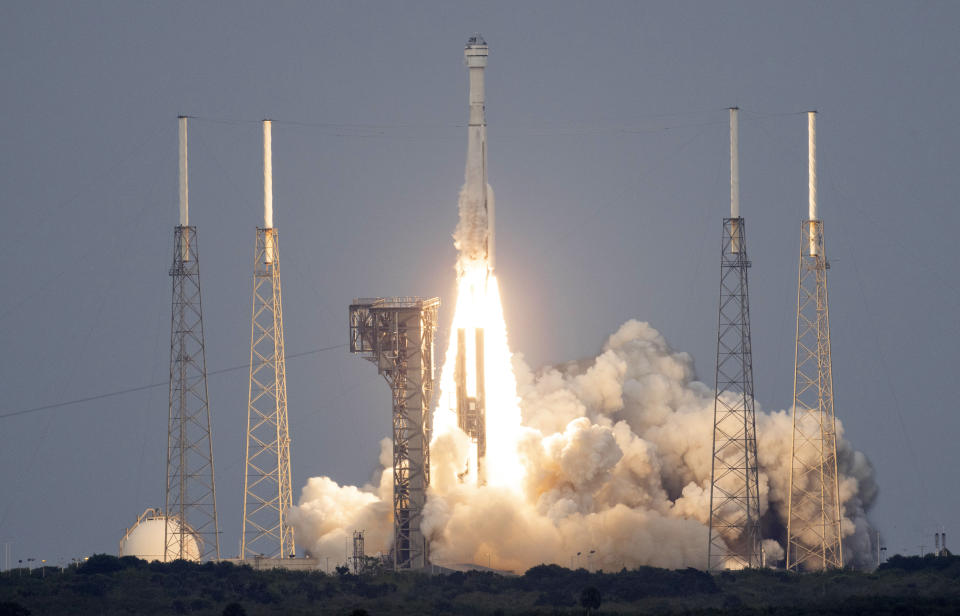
xmin=730 ymin=107 xmax=740 ymax=219
xmin=808 ymin=111 xmax=818 ymax=256
xmin=730 ymin=107 xmax=741 ymax=253
xmin=178 ymin=116 xmax=189 ymax=227
xmin=263 ymin=120 xmax=275 ymax=263
xmin=263 ymin=120 xmax=273 ymax=229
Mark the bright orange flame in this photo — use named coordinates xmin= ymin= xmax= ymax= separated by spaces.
xmin=434 ymin=259 xmax=524 ymax=491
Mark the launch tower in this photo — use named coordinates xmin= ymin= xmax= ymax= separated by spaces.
xmin=786 ymin=111 xmax=843 ymax=571
xmin=707 ymin=108 xmax=763 ymax=569
xmin=349 ymin=297 xmax=440 ymax=570
xmin=352 ymin=530 xmax=366 ymax=574
xmin=241 ymin=120 xmax=296 ymax=559
xmin=165 ymin=116 xmax=220 ymax=561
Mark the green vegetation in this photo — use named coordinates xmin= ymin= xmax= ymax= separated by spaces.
xmin=0 ymin=554 xmax=958 ymax=615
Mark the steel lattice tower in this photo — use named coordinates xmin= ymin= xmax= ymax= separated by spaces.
xmin=165 ymin=117 xmax=220 ymax=562
xmin=787 ymin=112 xmax=843 ymax=571
xmin=352 ymin=530 xmax=366 ymax=574
xmin=241 ymin=121 xmax=295 ymax=560
xmin=240 ymin=229 xmax=294 ymax=558
xmin=708 ymin=108 xmax=763 ymax=570
xmin=349 ymin=297 xmax=439 ymax=570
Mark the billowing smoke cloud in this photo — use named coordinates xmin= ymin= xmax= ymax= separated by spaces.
xmin=292 ymin=319 xmax=878 ymax=571
xmin=452 ymin=183 xmax=494 ymax=267
xmin=289 ymin=438 xmax=393 ymax=564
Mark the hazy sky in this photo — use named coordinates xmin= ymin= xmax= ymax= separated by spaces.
xmin=1 ymin=1 xmax=958 ymax=566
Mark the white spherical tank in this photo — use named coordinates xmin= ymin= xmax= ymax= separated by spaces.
xmin=119 ymin=508 xmax=201 ymax=562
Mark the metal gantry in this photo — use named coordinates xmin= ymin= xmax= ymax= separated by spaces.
xmin=708 ymin=218 xmax=763 ymax=570
xmin=241 ymin=227 xmax=295 ymax=559
xmin=352 ymin=530 xmax=366 ymax=574
xmin=165 ymin=225 xmax=220 ymax=561
xmin=349 ymin=297 xmax=439 ymax=570
xmin=786 ymin=220 xmax=843 ymax=571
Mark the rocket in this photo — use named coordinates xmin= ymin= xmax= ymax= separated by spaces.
xmin=464 ymin=34 xmax=493 ymax=272
xmin=457 ymin=35 xmax=491 ymax=485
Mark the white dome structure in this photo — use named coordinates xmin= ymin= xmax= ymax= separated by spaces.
xmin=119 ymin=508 xmax=201 ymax=562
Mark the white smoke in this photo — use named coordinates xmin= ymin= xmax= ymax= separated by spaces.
xmin=288 ymin=438 xmax=393 ymax=565
xmin=292 ymin=319 xmax=878 ymax=571
xmin=452 ymin=183 xmax=493 ymax=267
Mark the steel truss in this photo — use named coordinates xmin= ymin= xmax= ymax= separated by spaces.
xmin=241 ymin=228 xmax=295 ymax=559
xmin=165 ymin=226 xmax=220 ymax=561
xmin=708 ymin=218 xmax=763 ymax=570
xmin=787 ymin=220 xmax=843 ymax=571
xmin=349 ymin=297 xmax=439 ymax=570
xmin=352 ymin=530 xmax=366 ymax=574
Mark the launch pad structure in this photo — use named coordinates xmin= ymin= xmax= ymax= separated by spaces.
xmin=786 ymin=112 xmax=843 ymax=571
xmin=349 ymin=297 xmax=440 ymax=570
xmin=352 ymin=530 xmax=366 ymax=574
xmin=708 ymin=108 xmax=763 ymax=570
xmin=165 ymin=117 xmax=220 ymax=561
xmin=241 ymin=120 xmax=296 ymax=560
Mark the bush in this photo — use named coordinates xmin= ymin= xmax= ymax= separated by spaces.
xmin=535 ymin=589 xmax=575 ymax=607
xmin=222 ymin=603 xmax=246 ymax=616
xmin=524 ymin=564 xmax=569 ymax=580
xmin=77 ymin=554 xmax=123 ymax=575
xmin=580 ymin=586 xmax=602 ymax=614
xmin=118 ymin=556 xmax=146 ymax=569
xmin=0 ymin=602 xmax=31 ymax=616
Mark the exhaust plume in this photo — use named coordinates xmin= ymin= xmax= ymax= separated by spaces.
xmin=292 ymin=319 xmax=878 ymax=571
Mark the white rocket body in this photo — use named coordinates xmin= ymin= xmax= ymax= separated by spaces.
xmin=464 ymin=35 xmax=493 ymax=272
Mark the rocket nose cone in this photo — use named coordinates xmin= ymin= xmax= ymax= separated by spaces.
xmin=466 ymin=33 xmax=487 ymax=48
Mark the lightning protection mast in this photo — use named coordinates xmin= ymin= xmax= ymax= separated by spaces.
xmin=708 ymin=108 xmax=763 ymax=570
xmin=165 ymin=116 xmax=220 ymax=561
xmin=241 ymin=120 xmax=296 ymax=559
xmin=786 ymin=111 xmax=843 ymax=571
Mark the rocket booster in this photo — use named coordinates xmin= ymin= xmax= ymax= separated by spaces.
xmin=464 ymin=34 xmax=493 ymax=272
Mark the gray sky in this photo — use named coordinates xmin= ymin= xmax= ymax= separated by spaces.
xmin=1 ymin=1 xmax=958 ymax=565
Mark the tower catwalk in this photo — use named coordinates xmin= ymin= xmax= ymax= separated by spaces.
xmin=165 ymin=116 xmax=220 ymax=561
xmin=349 ymin=297 xmax=439 ymax=570
xmin=241 ymin=120 xmax=295 ymax=559
xmin=708 ymin=108 xmax=763 ymax=570
xmin=786 ymin=111 xmax=843 ymax=571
